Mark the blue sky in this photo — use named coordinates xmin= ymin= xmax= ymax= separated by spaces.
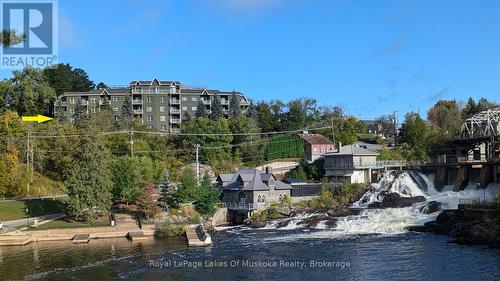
xmin=3 ymin=0 xmax=500 ymax=120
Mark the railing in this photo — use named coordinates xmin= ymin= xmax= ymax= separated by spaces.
xmin=325 ymin=160 xmax=406 ymax=170
xmin=81 ymin=100 xmax=89 ymax=105
xmin=99 ymin=100 xmax=111 ymax=105
xmin=222 ymin=202 xmax=267 ymax=210
xmin=170 ymin=108 xmax=181 ymax=114
xmin=132 ymin=99 xmax=143 ymax=104
xmin=459 ymin=198 xmax=499 ymax=210
xmin=170 ymin=119 xmax=181 ymax=123
xmin=133 ymin=109 xmax=143 ymax=114
xmin=221 ymin=100 xmax=229 ymax=105
xmin=241 ymin=100 xmax=250 ymax=106
xmin=170 ymin=128 xmax=181 ymax=133
xmin=170 ymin=99 xmax=180 ymax=104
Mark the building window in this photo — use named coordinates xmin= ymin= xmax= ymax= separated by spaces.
xmin=91 ymin=107 xmax=97 ymax=113
xmin=91 ymin=97 xmax=97 ymax=103
xmin=191 ymin=97 xmax=197 ymax=102
xmin=69 ymin=98 xmax=75 ymax=104
xmin=262 ymin=195 xmax=266 ymax=203
xmin=112 ymin=96 xmax=119 ymax=101
xmin=257 ymin=195 xmax=262 ymax=203
xmin=114 ymin=116 xmax=119 ymax=121
xmin=147 ymin=96 xmax=152 ymax=102
xmin=191 ymin=107 xmax=197 ymax=111
xmin=159 ymin=106 xmax=165 ymax=112
xmin=147 ymin=125 xmax=152 ymax=129
xmin=147 ymin=106 xmax=152 ymax=112
xmin=113 ymin=107 xmax=119 ymax=112
xmin=182 ymin=97 xmax=188 ymax=101
xmin=160 ymin=96 xmax=165 ymax=102
xmin=160 ymin=125 xmax=166 ymax=131
xmin=160 ymin=116 xmax=166 ymax=122
xmin=70 ymin=108 xmax=75 ymax=113
xmin=147 ymin=116 xmax=153 ymax=121
xmin=182 ymin=106 xmax=187 ymax=111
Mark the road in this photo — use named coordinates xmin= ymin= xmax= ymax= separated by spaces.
xmin=1 ymin=213 xmax=66 ymax=232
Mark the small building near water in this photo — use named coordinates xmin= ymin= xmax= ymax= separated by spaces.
xmin=323 ymin=144 xmax=379 ymax=185
xmin=216 ymin=168 xmax=322 ymax=222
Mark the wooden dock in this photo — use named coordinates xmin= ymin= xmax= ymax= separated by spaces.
xmin=0 ymin=235 xmax=33 ymax=246
xmin=185 ymin=224 xmax=211 ymax=247
xmin=127 ymin=231 xmax=148 ymax=241
xmin=72 ymin=234 xmax=90 ymax=244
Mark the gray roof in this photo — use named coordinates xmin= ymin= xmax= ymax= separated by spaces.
xmin=324 ymin=144 xmax=379 ymax=156
xmin=355 ymin=141 xmax=384 ymax=152
xmin=60 ymin=88 xmax=128 ymax=97
xmin=220 ymin=169 xmax=292 ymax=191
xmin=129 ymin=79 xmax=181 ymax=86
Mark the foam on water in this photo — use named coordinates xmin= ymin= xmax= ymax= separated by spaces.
xmin=260 ymin=171 xmax=500 ymax=242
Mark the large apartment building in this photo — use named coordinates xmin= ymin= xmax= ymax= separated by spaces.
xmin=55 ymin=79 xmax=250 ymax=132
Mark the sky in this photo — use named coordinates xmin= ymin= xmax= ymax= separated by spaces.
xmin=2 ymin=0 xmax=500 ymax=120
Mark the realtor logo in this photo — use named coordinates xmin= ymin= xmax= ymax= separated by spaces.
xmin=1 ymin=0 xmax=58 ymax=69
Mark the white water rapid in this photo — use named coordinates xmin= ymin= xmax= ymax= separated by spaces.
xmin=261 ymin=171 xmax=500 ymax=241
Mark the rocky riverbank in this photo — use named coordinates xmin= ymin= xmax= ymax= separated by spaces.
xmin=408 ymin=209 xmax=500 ymax=248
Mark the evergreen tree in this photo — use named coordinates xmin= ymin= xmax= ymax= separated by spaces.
xmin=229 ymin=93 xmax=241 ymax=118
xmin=66 ymin=127 xmax=112 ymax=222
xmin=245 ymin=99 xmax=258 ymax=120
xmin=160 ymin=169 xmax=170 ymax=194
xmin=54 ymin=99 xmax=65 ymax=121
xmin=195 ymin=100 xmax=208 ymax=118
xmin=96 ymin=82 xmax=108 ymax=89
xmin=121 ymin=93 xmax=133 ymax=129
xmin=73 ymin=98 xmax=86 ymax=129
xmin=210 ymin=94 xmax=223 ymax=121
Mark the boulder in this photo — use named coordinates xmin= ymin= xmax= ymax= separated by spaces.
xmin=381 ymin=193 xmax=426 ymax=208
xmin=298 ymin=214 xmax=328 ymax=228
xmin=419 ymin=201 xmax=442 ymax=214
xmin=276 ymin=219 xmax=292 ymax=228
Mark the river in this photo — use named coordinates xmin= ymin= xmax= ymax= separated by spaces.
xmin=1 ymin=171 xmax=499 ymax=280
xmin=0 ymin=228 xmax=499 ymax=281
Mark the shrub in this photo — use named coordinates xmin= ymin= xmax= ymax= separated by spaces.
xmin=156 ymin=220 xmax=184 ymax=238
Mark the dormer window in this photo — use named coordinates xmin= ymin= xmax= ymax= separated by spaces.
xmin=268 ymin=179 xmax=275 ymax=187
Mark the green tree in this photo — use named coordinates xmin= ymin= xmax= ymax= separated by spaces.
xmin=194 ymin=173 xmax=221 ymax=215
xmin=229 ymin=116 xmax=263 ymax=164
xmin=229 ymin=93 xmax=241 ymax=118
xmin=195 ymin=100 xmax=208 ymax=118
xmin=336 ymin=117 xmax=364 ymax=145
xmin=246 ymin=99 xmax=258 ymax=120
xmin=427 ymin=100 xmax=461 ymax=136
xmin=399 ymin=112 xmax=429 ymax=161
xmin=168 ymin=169 xmax=198 ymax=207
xmin=110 ymin=156 xmax=155 ymax=203
xmin=210 ymin=94 xmax=223 ymax=121
xmin=43 ymin=63 xmax=95 ymax=97
xmin=73 ymin=98 xmax=86 ymax=129
xmin=96 ymin=82 xmax=108 ymax=89
xmin=121 ymin=93 xmax=133 ymax=129
xmin=256 ymin=101 xmax=278 ymax=132
xmin=0 ymin=29 xmax=26 ymax=47
xmin=10 ymin=67 xmax=56 ymax=116
xmin=65 ymin=127 xmax=112 ymax=222
xmin=54 ymin=99 xmax=65 ymax=121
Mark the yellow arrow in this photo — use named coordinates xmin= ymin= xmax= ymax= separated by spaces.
xmin=21 ymin=115 xmax=53 ymax=123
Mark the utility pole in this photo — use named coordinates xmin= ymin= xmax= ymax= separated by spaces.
xmin=129 ymin=130 xmax=134 ymax=157
xmin=26 ymin=132 xmax=30 ymax=195
xmin=331 ymin=116 xmax=335 ymax=147
xmin=195 ymin=144 xmax=200 ymax=181
xmin=392 ymin=111 xmax=398 ymax=147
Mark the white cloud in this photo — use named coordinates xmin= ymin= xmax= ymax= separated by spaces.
xmin=205 ymin=0 xmax=281 ymax=16
xmin=59 ymin=16 xmax=77 ymax=47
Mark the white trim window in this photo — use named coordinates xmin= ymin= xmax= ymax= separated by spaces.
xmin=69 ymin=98 xmax=75 ymax=104
xmin=191 ymin=97 xmax=197 ymax=102
xmin=147 ymin=96 xmax=152 ymax=102
xmin=113 ymin=107 xmax=119 ymax=112
xmin=191 ymin=107 xmax=197 ymax=111
xmin=182 ymin=106 xmax=187 ymax=111
xmin=112 ymin=96 xmax=119 ymax=101
xmin=159 ymin=106 xmax=165 ymax=112
xmin=160 ymin=116 xmax=166 ymax=122
xmin=182 ymin=97 xmax=188 ymax=101
xmin=147 ymin=106 xmax=153 ymax=112
xmin=160 ymin=97 xmax=165 ymax=102
xmin=147 ymin=116 xmax=153 ymax=121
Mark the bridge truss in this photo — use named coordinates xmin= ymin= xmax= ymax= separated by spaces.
xmin=458 ymin=107 xmax=500 ymax=140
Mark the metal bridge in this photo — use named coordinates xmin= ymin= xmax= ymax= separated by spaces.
xmin=458 ymin=107 xmax=500 ymax=140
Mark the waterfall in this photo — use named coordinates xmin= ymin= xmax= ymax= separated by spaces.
xmin=262 ymin=171 xmax=500 ymax=238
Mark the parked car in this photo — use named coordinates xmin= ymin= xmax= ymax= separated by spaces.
xmin=0 ymin=221 xmax=3 ymax=230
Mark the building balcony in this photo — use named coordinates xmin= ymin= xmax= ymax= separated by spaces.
xmin=221 ymin=100 xmax=229 ymax=105
xmin=132 ymin=99 xmax=143 ymax=104
xmin=99 ymin=100 xmax=111 ymax=105
xmin=133 ymin=109 xmax=143 ymax=114
xmin=60 ymin=102 xmax=67 ymax=106
xmin=240 ymin=100 xmax=250 ymax=106
xmin=170 ymin=99 xmax=180 ymax=105
xmin=131 ymin=89 xmax=143 ymax=94
xmin=170 ymin=128 xmax=181 ymax=133
xmin=324 ymin=160 xmax=406 ymax=170
xmin=170 ymin=108 xmax=181 ymax=114
xmin=170 ymin=118 xmax=181 ymax=124
xmin=201 ymin=99 xmax=211 ymax=105
xmin=81 ymin=100 xmax=89 ymax=105
xmin=222 ymin=202 xmax=267 ymax=210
